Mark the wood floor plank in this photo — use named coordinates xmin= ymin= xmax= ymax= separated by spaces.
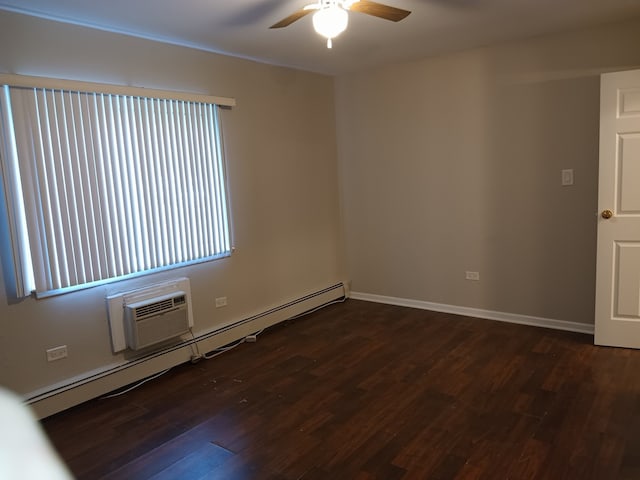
xmin=101 ymin=414 xmax=236 ymax=479
xmin=147 ymin=442 xmax=233 ymax=480
xmin=41 ymin=299 xmax=640 ymax=479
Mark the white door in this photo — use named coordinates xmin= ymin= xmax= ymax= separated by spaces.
xmin=595 ymin=69 xmax=640 ymax=348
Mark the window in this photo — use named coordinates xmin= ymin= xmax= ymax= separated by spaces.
xmin=0 ymin=76 xmax=234 ymax=298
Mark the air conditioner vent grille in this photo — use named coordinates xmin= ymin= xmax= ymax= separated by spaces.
xmin=124 ymin=291 xmax=189 ymax=350
xmin=133 ymin=295 xmax=185 ymax=320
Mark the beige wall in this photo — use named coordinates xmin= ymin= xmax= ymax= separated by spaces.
xmin=3 ymin=8 xmax=640 ymax=402
xmin=0 ymin=11 xmax=344 ymax=396
xmin=336 ymin=19 xmax=640 ymax=325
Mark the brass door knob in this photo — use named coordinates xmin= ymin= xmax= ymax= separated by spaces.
xmin=601 ymin=209 xmax=613 ymax=219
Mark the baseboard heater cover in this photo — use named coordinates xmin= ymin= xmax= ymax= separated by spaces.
xmin=26 ymin=282 xmax=346 ymax=418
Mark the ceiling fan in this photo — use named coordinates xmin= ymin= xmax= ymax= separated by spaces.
xmin=270 ymin=0 xmax=411 ymax=48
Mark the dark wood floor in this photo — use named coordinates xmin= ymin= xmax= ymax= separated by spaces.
xmin=42 ymin=299 xmax=640 ymax=479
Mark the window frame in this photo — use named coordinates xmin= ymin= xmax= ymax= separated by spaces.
xmin=0 ymin=74 xmax=235 ymax=298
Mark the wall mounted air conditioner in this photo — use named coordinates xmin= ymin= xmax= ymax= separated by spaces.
xmin=124 ymin=291 xmax=190 ymax=350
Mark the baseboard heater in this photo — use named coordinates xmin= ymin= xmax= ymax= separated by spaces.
xmin=26 ymin=282 xmax=346 ymax=418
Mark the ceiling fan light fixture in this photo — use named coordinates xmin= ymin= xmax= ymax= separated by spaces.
xmin=312 ymin=5 xmax=348 ymax=47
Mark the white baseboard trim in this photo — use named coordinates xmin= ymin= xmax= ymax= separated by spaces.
xmin=350 ymin=291 xmax=594 ymax=335
xmin=28 ymin=282 xmax=346 ymax=419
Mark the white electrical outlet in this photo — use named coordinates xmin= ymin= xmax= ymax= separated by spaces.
xmin=46 ymin=345 xmax=68 ymax=362
xmin=465 ymin=271 xmax=480 ymax=281
xmin=215 ymin=296 xmax=227 ymax=308
xmin=561 ymin=169 xmax=574 ymax=186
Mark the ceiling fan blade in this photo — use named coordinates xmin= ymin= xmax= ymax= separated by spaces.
xmin=349 ymin=0 xmax=411 ymax=22
xmin=270 ymin=8 xmax=314 ymax=29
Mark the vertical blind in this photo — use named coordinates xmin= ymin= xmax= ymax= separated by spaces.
xmin=0 ymin=84 xmax=232 ymax=297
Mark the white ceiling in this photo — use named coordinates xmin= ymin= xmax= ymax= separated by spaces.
xmin=2 ymin=0 xmax=640 ymax=75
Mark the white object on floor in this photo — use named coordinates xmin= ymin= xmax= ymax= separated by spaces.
xmin=0 ymin=388 xmax=72 ymax=479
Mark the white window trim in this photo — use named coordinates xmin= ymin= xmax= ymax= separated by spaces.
xmin=0 ymin=74 xmax=236 ymax=108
